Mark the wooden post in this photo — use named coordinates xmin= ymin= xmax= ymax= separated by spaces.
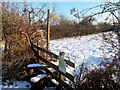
xmin=46 ymin=9 xmax=50 ymax=50
xmin=59 ymin=52 xmax=65 ymax=81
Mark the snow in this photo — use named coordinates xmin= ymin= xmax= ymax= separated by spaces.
xmin=1 ymin=81 xmax=31 ymax=89
xmin=0 ymin=85 xmax=2 ymax=90
xmin=30 ymin=74 xmax=47 ymax=83
xmin=51 ymin=79 xmax=59 ymax=85
xmin=43 ymin=87 xmax=56 ymax=90
xmin=50 ymin=33 xmax=116 ymax=75
xmin=27 ymin=63 xmax=47 ymax=68
xmin=50 ymin=34 xmax=103 ymax=65
xmin=47 ymin=68 xmax=56 ymax=73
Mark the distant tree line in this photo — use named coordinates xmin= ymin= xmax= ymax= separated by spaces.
xmin=50 ymin=15 xmax=112 ymax=40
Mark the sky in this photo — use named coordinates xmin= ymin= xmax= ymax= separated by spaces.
xmin=2 ymin=0 xmax=119 ymax=23
xmin=47 ymin=2 xmax=111 ymax=23
xmin=32 ymin=2 xmax=104 ymax=21
xmin=50 ymin=1 xmax=119 ymax=23
xmin=51 ymin=2 xmax=102 ymax=19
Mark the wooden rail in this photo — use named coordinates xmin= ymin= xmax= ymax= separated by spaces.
xmin=33 ymin=44 xmax=75 ymax=68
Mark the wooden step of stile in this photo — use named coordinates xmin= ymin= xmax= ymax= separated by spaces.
xmin=47 ymin=68 xmax=56 ymax=73
xmin=30 ymin=74 xmax=47 ymax=83
xmin=27 ymin=63 xmax=47 ymax=69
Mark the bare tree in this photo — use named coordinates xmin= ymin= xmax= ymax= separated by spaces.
xmin=2 ymin=2 xmax=49 ymax=82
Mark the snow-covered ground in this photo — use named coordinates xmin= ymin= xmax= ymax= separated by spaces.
xmin=50 ymin=33 xmax=116 ymax=75
xmin=1 ymin=81 xmax=31 ymax=89
xmin=50 ymin=34 xmax=103 ymax=66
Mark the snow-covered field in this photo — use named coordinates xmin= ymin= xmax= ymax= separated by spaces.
xmin=50 ymin=34 xmax=104 ymax=67
xmin=50 ymin=33 xmax=116 ymax=75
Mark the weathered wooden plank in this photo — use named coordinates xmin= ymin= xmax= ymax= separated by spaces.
xmin=27 ymin=65 xmax=48 ymax=69
xmin=27 ymin=63 xmax=47 ymax=68
xmin=47 ymin=68 xmax=56 ymax=73
xmin=31 ymin=47 xmax=74 ymax=82
xmin=33 ymin=44 xmax=75 ymax=68
xmin=30 ymin=74 xmax=47 ymax=83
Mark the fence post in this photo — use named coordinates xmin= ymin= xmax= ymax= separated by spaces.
xmin=59 ymin=52 xmax=65 ymax=81
xmin=46 ymin=9 xmax=50 ymax=50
